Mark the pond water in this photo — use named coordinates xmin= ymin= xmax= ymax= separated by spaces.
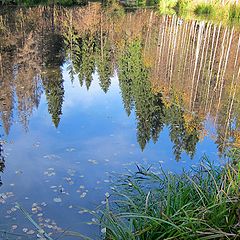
xmin=0 ymin=4 xmax=240 ymax=239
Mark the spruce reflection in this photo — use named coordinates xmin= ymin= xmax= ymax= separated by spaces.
xmin=41 ymin=32 xmax=65 ymax=128
xmin=1 ymin=5 xmax=239 ymax=161
xmin=0 ymin=136 xmax=5 ymax=187
xmin=118 ymin=40 xmax=201 ymax=159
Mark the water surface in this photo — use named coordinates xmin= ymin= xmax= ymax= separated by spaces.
xmin=0 ymin=5 xmax=239 ymax=239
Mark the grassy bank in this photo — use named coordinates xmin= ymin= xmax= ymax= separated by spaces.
xmin=98 ymin=151 xmax=240 ymax=239
xmin=159 ymin=0 xmax=240 ymax=24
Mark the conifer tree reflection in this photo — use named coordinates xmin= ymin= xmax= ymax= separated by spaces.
xmin=165 ymin=97 xmax=200 ymax=161
xmin=0 ymin=136 xmax=5 ymax=187
xmin=64 ymin=30 xmax=97 ymax=90
xmin=118 ymin=40 xmax=200 ymax=159
xmin=64 ymin=28 xmax=83 ymax=84
xmin=41 ymin=32 xmax=65 ymax=128
xmin=119 ymin=40 xmax=165 ymax=151
xmin=118 ymin=42 xmax=134 ymax=116
xmin=151 ymin=92 xmax=165 ymax=143
xmin=96 ymin=38 xmax=114 ymax=93
xmin=166 ymin=101 xmax=186 ymax=161
xmin=78 ymin=32 xmax=96 ymax=90
xmin=42 ymin=69 xmax=64 ymax=128
xmin=0 ymin=7 xmax=208 ymax=161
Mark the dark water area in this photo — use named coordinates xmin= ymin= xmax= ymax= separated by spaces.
xmin=0 ymin=4 xmax=240 ymax=239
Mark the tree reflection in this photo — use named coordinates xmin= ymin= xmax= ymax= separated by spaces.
xmin=41 ymin=32 xmax=65 ymax=128
xmin=0 ymin=135 xmax=5 ymax=187
xmin=96 ymin=38 xmax=114 ymax=93
xmin=1 ymin=5 xmax=239 ymax=161
xmin=118 ymin=40 xmax=201 ymax=159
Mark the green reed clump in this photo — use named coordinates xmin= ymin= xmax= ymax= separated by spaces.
xmin=229 ymin=3 xmax=240 ymax=22
xmin=99 ymin=155 xmax=240 ymax=239
xmin=194 ymin=3 xmax=214 ymax=16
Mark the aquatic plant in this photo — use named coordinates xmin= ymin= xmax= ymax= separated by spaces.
xmin=98 ymin=154 xmax=240 ymax=239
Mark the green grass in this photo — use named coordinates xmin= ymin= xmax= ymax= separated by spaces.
xmin=98 ymin=151 xmax=240 ymax=239
xmin=194 ymin=3 xmax=214 ymax=15
xmin=229 ymin=3 xmax=240 ymax=23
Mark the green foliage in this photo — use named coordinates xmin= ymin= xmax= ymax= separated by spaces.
xmin=136 ymin=0 xmax=146 ymax=7
xmin=229 ymin=3 xmax=240 ymax=23
xmin=42 ymin=68 xmax=64 ymax=128
xmin=194 ymin=3 xmax=214 ymax=16
xmin=96 ymin=39 xmax=114 ymax=93
xmin=41 ymin=32 xmax=65 ymax=128
xmin=159 ymin=0 xmax=178 ymax=14
xmin=64 ymin=29 xmax=97 ymax=90
xmin=164 ymin=96 xmax=200 ymax=160
xmin=118 ymin=40 xmax=199 ymax=158
xmin=64 ymin=25 xmax=83 ymax=82
xmin=78 ymin=32 xmax=97 ymax=90
xmin=174 ymin=0 xmax=193 ymax=15
xmin=118 ymin=40 xmax=165 ymax=150
xmin=98 ymin=157 xmax=240 ymax=239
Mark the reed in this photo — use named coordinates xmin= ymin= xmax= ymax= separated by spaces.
xmin=98 ymin=151 xmax=240 ymax=239
xmin=194 ymin=3 xmax=214 ymax=15
xmin=229 ymin=3 xmax=240 ymax=23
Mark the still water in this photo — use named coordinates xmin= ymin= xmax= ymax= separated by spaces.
xmin=0 ymin=4 xmax=240 ymax=239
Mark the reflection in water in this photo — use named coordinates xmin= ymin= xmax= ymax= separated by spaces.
xmin=1 ymin=5 xmax=239 ymax=238
xmin=0 ymin=5 xmax=240 ymax=161
xmin=0 ymin=135 xmax=4 ymax=187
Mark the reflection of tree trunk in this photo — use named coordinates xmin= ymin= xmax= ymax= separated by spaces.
xmin=193 ymin=22 xmax=210 ymax=110
xmin=204 ymin=24 xmax=221 ymax=113
xmin=190 ymin=22 xmax=204 ymax=110
xmin=20 ymin=10 xmax=25 ymax=46
xmin=169 ymin=17 xmax=178 ymax=88
xmin=155 ymin=19 xmax=161 ymax=75
xmin=182 ymin=21 xmax=194 ymax=88
xmin=144 ymin=11 xmax=153 ymax=56
xmin=166 ymin=15 xmax=175 ymax=83
xmin=178 ymin=21 xmax=187 ymax=86
xmin=155 ymin=16 xmax=165 ymax=76
xmin=208 ymin=26 xmax=226 ymax=114
xmin=100 ymin=12 xmax=103 ymax=61
xmin=223 ymin=61 xmax=240 ymax=149
xmin=160 ymin=16 xmax=167 ymax=78
xmin=188 ymin=22 xmax=198 ymax=96
xmin=223 ymin=34 xmax=240 ymax=142
xmin=199 ymin=23 xmax=211 ymax=109
xmin=215 ymin=28 xmax=234 ymax=123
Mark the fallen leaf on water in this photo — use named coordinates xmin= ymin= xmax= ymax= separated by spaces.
xmin=53 ymin=197 xmax=62 ymax=203
xmin=11 ymin=225 xmax=18 ymax=230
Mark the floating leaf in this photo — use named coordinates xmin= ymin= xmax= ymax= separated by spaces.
xmin=53 ymin=197 xmax=62 ymax=203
